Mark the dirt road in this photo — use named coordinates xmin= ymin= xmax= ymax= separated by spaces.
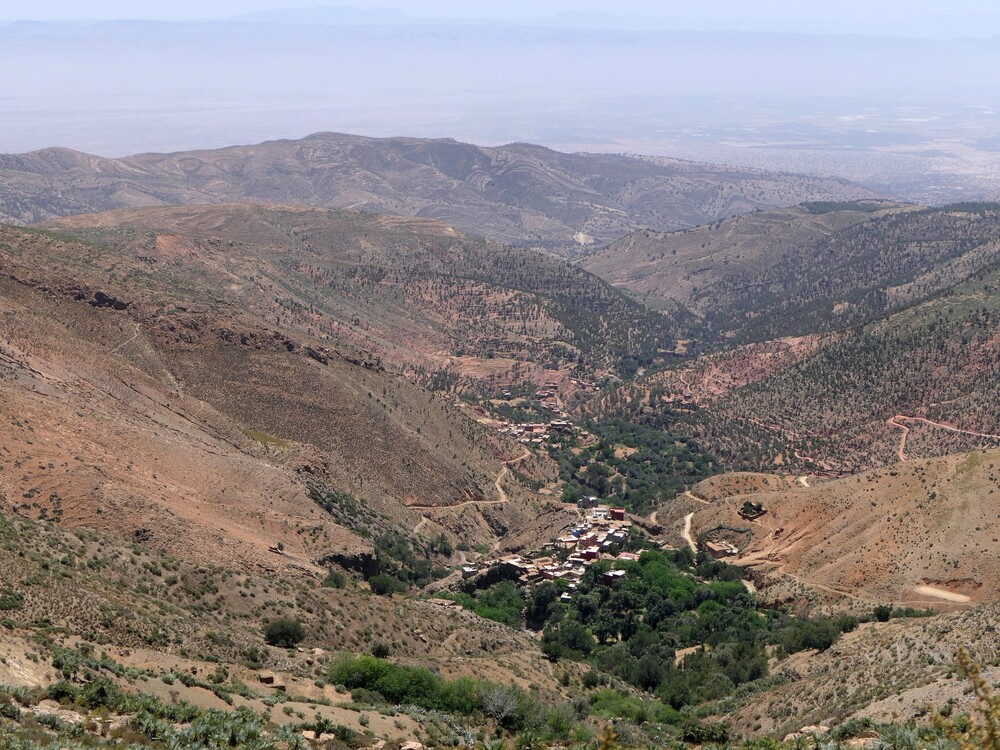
xmin=886 ymin=416 xmax=910 ymax=461
xmin=683 ymin=490 xmax=710 ymax=505
xmin=681 ymin=513 xmax=697 ymax=554
xmin=407 ymin=448 xmax=531 ymax=511
xmin=912 ymin=585 xmax=971 ymax=604
xmin=887 ymin=414 xmax=1000 ymax=462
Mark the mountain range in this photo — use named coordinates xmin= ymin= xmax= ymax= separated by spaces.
xmin=0 ymin=133 xmax=875 ymax=251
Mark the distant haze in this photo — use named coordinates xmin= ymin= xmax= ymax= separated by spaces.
xmin=6 ymin=1 xmax=1000 ymax=38
xmin=3 ymin=4 xmax=1000 ymax=204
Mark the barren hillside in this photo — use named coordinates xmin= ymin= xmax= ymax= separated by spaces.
xmin=44 ymin=204 xmax=679 ymax=386
xmin=0 ymin=221 xmax=548 ymax=574
xmin=663 ymin=451 xmax=1000 ymax=609
xmin=0 ymin=133 xmax=876 ymax=251
xmin=722 ymin=602 xmax=1000 ymax=738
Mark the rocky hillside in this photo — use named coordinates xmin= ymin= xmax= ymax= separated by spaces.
xmin=44 ymin=204 xmax=680 ymax=385
xmin=582 ymin=201 xmax=1000 ymax=347
xmin=587 ymin=204 xmax=1000 ymax=473
xmin=0 ymin=221 xmax=551 ymax=575
xmin=662 ymin=452 xmax=1000 ymax=610
xmin=0 ymin=133 xmax=876 ymax=251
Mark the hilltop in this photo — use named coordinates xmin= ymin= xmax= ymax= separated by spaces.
xmin=0 ymin=133 xmax=876 ymax=252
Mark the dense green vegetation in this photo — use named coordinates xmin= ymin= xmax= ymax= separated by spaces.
xmin=329 ymin=654 xmax=534 ymax=726
xmin=441 ymin=581 xmax=526 ymax=628
xmin=548 ymin=421 xmax=720 ymax=515
xmin=465 ymin=550 xmax=865 ymax=711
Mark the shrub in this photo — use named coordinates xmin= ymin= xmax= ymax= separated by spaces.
xmin=0 ymin=588 xmax=24 ymax=611
xmin=368 ymin=575 xmax=406 ymax=596
xmin=0 ymin=699 xmax=20 ymax=720
xmin=263 ymin=619 xmax=305 ymax=648
xmin=679 ymin=718 xmax=729 ymax=744
xmin=323 ymin=570 xmax=346 ymax=588
xmin=329 ymin=654 xmax=503 ymax=717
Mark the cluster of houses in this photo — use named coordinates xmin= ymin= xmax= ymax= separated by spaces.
xmin=486 ymin=505 xmax=636 ymax=600
xmin=534 ymin=381 xmax=562 ymax=413
xmin=496 ymin=418 xmax=575 ymax=445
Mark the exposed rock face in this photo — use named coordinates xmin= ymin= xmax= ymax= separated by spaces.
xmin=90 ymin=291 xmax=130 ymax=310
xmin=318 ymin=551 xmax=380 ymax=579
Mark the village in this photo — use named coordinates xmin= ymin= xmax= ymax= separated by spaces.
xmin=424 ymin=502 xmax=640 ymax=613
xmin=492 ymin=378 xmax=590 ymax=448
xmin=495 ymin=502 xmax=636 ymax=596
xmin=436 ymin=372 xmax=747 ymax=605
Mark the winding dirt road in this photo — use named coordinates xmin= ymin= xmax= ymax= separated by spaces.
xmin=681 ymin=513 xmax=697 ymax=554
xmin=886 ymin=416 xmax=911 ymax=461
xmin=683 ymin=490 xmax=710 ymax=505
xmin=887 ymin=414 xmax=1000 ymax=462
xmin=408 ymin=448 xmax=531 ymax=512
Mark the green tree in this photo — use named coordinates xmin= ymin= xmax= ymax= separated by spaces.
xmin=263 ymin=618 xmax=305 ymax=648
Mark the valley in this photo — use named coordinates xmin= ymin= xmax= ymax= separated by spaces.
xmin=2 ymin=132 xmax=1000 ymax=750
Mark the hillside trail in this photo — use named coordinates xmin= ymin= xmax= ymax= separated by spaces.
xmin=110 ymin=322 xmax=142 ymax=354
xmin=793 ymin=451 xmax=835 ymax=472
xmin=887 ymin=414 xmax=1000 ymax=462
xmin=408 ymin=448 xmax=531 ymax=512
xmin=683 ymin=490 xmax=710 ymax=505
xmin=778 ymin=571 xmax=866 ymax=602
xmin=681 ymin=513 xmax=697 ymax=554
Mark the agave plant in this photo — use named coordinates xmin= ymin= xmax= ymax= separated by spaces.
xmin=516 ymin=730 xmax=548 ymax=750
xmin=874 ymin=726 xmax=919 ymax=750
xmin=273 ymin=724 xmax=308 ymax=750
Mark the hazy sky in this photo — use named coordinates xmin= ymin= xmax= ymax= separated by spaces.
xmin=4 ymin=0 xmax=1000 ymax=37
xmin=4 ymin=0 xmax=1000 ymax=164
